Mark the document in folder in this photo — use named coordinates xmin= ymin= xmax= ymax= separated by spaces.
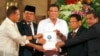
xmin=43 ymin=32 xmax=57 ymax=50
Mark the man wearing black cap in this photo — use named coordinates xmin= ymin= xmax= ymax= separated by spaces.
xmin=17 ymin=5 xmax=42 ymax=56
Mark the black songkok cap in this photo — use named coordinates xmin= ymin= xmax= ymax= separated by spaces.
xmin=24 ymin=5 xmax=35 ymax=12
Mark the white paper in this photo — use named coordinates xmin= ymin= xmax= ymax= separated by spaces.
xmin=43 ymin=32 xmax=57 ymax=50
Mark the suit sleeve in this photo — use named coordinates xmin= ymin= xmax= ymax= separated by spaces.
xmin=65 ymin=27 xmax=98 ymax=47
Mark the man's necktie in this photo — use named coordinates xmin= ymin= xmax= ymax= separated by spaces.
xmin=28 ymin=23 xmax=36 ymax=44
xmin=28 ymin=23 xmax=32 ymax=35
xmin=72 ymin=32 xmax=76 ymax=38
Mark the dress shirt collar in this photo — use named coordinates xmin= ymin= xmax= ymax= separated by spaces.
xmin=47 ymin=18 xmax=61 ymax=24
xmin=6 ymin=17 xmax=15 ymax=25
xmin=27 ymin=22 xmax=32 ymax=25
xmin=73 ymin=27 xmax=79 ymax=33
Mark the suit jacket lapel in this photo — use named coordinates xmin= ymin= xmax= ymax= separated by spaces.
xmin=21 ymin=20 xmax=32 ymax=36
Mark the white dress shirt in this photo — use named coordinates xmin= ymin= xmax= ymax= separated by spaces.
xmin=0 ymin=17 xmax=29 ymax=56
xmin=37 ymin=18 xmax=69 ymax=39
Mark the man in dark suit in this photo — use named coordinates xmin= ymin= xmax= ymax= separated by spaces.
xmin=17 ymin=5 xmax=43 ymax=56
xmin=66 ymin=14 xmax=87 ymax=56
xmin=63 ymin=11 xmax=100 ymax=56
